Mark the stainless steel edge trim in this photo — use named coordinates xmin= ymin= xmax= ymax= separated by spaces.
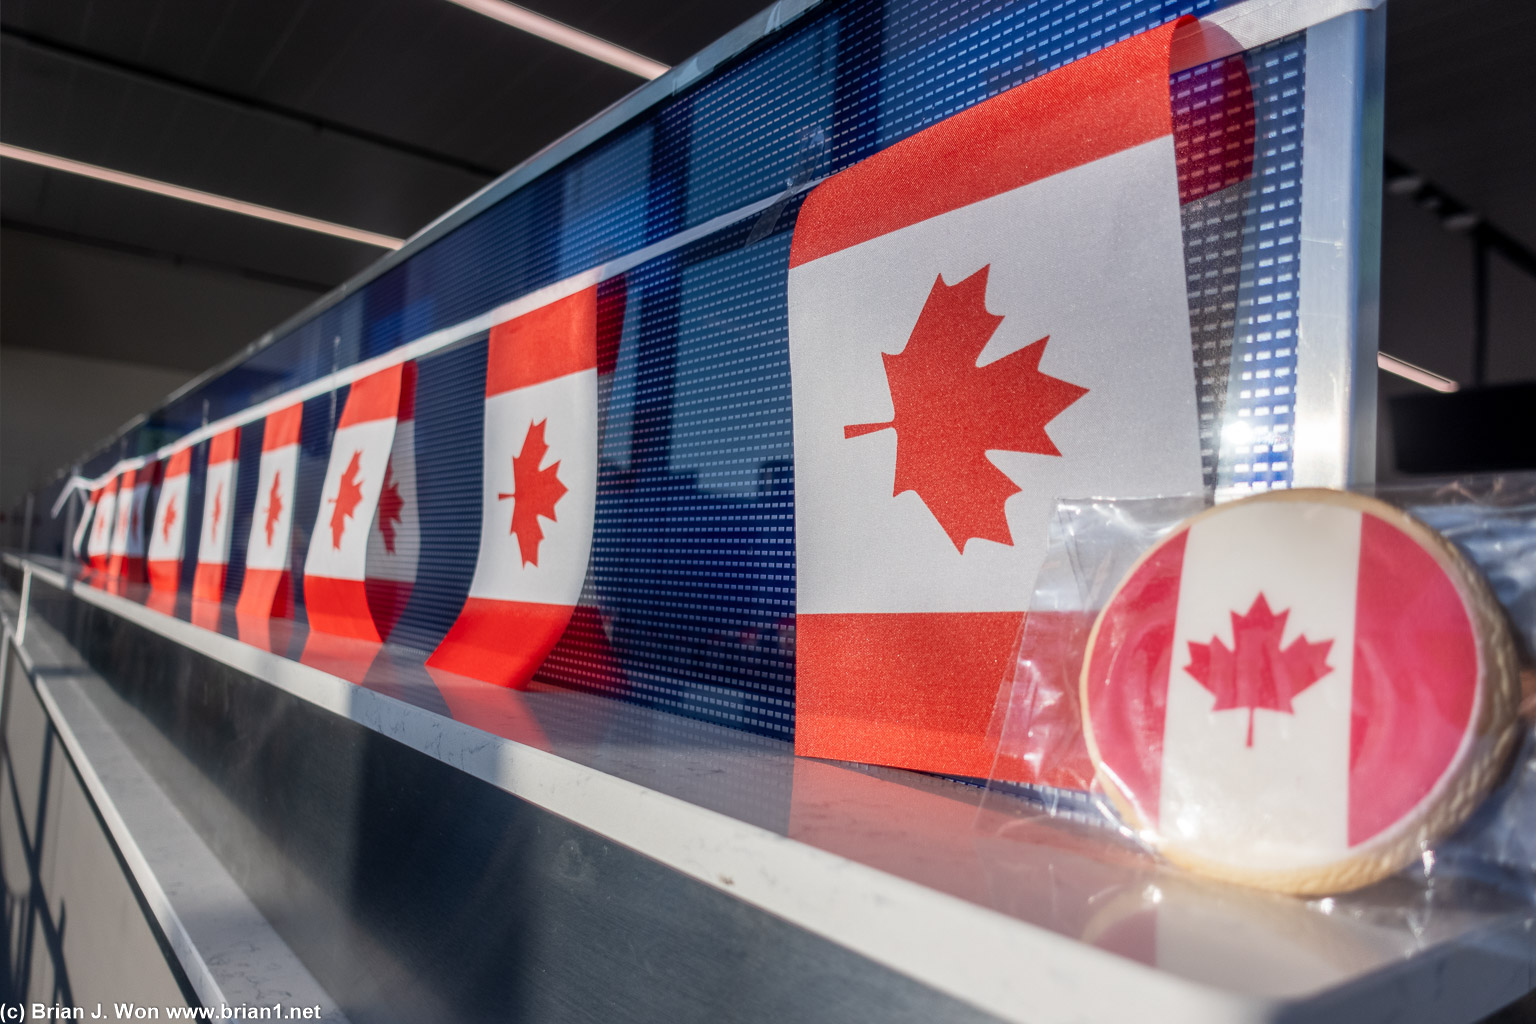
xmin=1291 ymin=5 xmax=1385 ymax=487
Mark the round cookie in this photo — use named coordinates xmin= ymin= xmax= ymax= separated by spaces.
xmin=1079 ymin=488 xmax=1520 ymax=895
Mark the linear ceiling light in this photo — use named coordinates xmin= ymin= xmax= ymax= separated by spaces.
xmin=444 ymin=0 xmax=669 ymax=79
xmin=1378 ymin=352 xmax=1460 ymax=393
xmin=0 ymin=143 xmax=405 ymax=249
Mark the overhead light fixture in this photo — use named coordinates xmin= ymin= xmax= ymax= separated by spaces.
xmin=0 ymin=143 xmax=405 ymax=249
xmin=1378 ymin=352 xmax=1460 ymax=393
xmin=444 ymin=0 xmax=668 ymax=80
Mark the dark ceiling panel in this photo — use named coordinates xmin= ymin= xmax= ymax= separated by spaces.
xmin=3 ymin=0 xmax=1533 ymax=402
xmin=2 ymin=161 xmax=380 ymax=287
xmin=1 ymin=0 xmax=671 ymax=175
xmin=1386 ymin=0 xmax=1536 ymax=250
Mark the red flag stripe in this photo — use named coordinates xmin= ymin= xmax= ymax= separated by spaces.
xmin=486 ymin=286 xmax=598 ymax=395
xmin=788 ymin=18 xmax=1194 ymax=269
xmin=1082 ymin=529 xmax=1188 ymax=824
xmin=192 ymin=563 xmax=227 ymax=604
xmin=236 ymin=568 xmax=294 ymax=621
xmin=262 ymin=404 xmax=303 ymax=451
xmin=209 ymin=427 xmax=241 ymax=464
xmin=794 ymin=611 xmax=1025 ymax=780
xmin=337 ymin=364 xmax=404 ymax=429
xmin=427 ymin=598 xmax=577 ymax=690
xmin=1349 ymin=513 xmax=1479 ymax=845
xmin=303 ymin=576 xmax=383 ymax=642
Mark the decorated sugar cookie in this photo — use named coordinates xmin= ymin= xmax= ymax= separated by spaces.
xmin=1080 ymin=489 xmax=1520 ymax=895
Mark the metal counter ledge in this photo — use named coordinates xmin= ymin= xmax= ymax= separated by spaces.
xmin=3 ymin=553 xmax=1533 ymax=1024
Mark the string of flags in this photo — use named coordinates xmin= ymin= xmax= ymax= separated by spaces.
xmin=67 ymin=283 xmax=608 ymax=695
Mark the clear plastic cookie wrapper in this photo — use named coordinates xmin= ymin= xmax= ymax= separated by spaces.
xmin=983 ymin=476 xmax=1536 ymax=902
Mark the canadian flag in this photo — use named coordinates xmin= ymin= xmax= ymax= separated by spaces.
xmin=106 ymin=466 xmax=152 ymax=582
xmin=236 ymin=404 xmax=302 ymax=623
xmin=364 ymin=362 xmax=420 ymax=640
xmin=72 ymin=489 xmax=100 ymax=562
xmin=148 ymin=448 xmax=192 ymax=592
xmin=301 ymin=365 xmax=405 ymax=641
xmin=85 ymin=479 xmax=118 ymax=571
xmin=192 ymin=427 xmax=242 ymax=602
xmin=1084 ymin=497 xmax=1487 ymax=872
xmin=787 ymin=21 xmax=1208 ymax=778
xmin=427 ymin=287 xmax=600 ymax=688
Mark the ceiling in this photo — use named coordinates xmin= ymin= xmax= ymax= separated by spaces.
xmin=0 ymin=0 xmax=772 ymax=302
xmin=0 ymin=0 xmax=1532 ymax=496
xmin=1384 ymin=0 xmax=1536 ymax=252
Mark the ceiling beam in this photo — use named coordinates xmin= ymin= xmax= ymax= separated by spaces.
xmin=1 ymin=218 xmax=334 ymax=293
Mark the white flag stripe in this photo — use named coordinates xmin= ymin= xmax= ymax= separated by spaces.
xmin=198 ymin=461 xmax=238 ymax=567
xmin=304 ymin=418 xmax=398 ymax=582
xmin=366 ymin=420 xmax=420 ymax=584
xmin=790 ymin=137 xmax=1203 ymax=615
xmin=1160 ymin=501 xmax=1361 ymax=869
xmin=88 ymin=489 xmax=118 ymax=563
xmin=245 ymin=445 xmax=301 ymax=572
xmin=147 ymin=474 xmax=191 ymax=561
xmin=109 ymin=482 xmax=148 ymax=558
xmin=467 ymin=369 xmax=597 ymax=605
xmin=72 ymin=497 xmax=97 ymax=558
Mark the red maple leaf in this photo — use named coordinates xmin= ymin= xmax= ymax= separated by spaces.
xmin=497 ymin=419 xmax=567 ymax=567
xmin=845 ymin=265 xmax=1089 ymax=552
xmin=210 ymin=483 xmax=223 ymax=538
xmin=377 ymin=460 xmax=403 ymax=555
xmin=327 ymin=450 xmax=365 ymax=549
xmin=263 ymin=471 xmax=284 ymax=548
xmin=1185 ymin=593 xmax=1334 ymax=747
xmin=163 ymin=496 xmax=177 ymax=543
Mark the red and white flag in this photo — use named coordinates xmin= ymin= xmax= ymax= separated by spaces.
xmin=364 ymin=363 xmax=420 ymax=640
xmin=236 ymin=404 xmax=302 ymax=622
xmin=106 ymin=466 xmax=152 ymax=582
xmin=787 ymin=21 xmax=1206 ymax=778
xmin=148 ymin=448 xmax=192 ymax=592
xmin=193 ymin=428 xmax=242 ymax=603
xmin=85 ymin=479 xmax=117 ymax=571
xmin=1085 ymin=498 xmax=1484 ymax=871
xmin=428 ymin=287 xmax=600 ymax=688
xmin=72 ymin=489 xmax=100 ymax=562
xmin=301 ymin=365 xmax=405 ymax=640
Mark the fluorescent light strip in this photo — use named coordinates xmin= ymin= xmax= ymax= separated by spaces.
xmin=445 ymin=0 xmax=669 ymax=79
xmin=1377 ymin=352 xmax=1460 ymax=393
xmin=0 ymin=143 xmax=405 ymax=250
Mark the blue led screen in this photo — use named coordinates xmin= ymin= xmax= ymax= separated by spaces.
xmin=30 ymin=0 xmax=1308 ymax=741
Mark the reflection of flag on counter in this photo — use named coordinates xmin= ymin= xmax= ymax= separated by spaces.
xmin=365 ymin=363 xmax=420 ymax=640
xmin=72 ymin=488 xmax=99 ymax=562
xmin=148 ymin=448 xmax=192 ymax=592
xmin=193 ymin=428 xmax=241 ymax=602
xmin=302 ymin=365 xmax=404 ymax=641
xmin=106 ymin=466 xmax=152 ymax=582
xmin=428 ymin=287 xmax=600 ymax=689
xmin=787 ymin=21 xmax=1205 ymax=778
xmin=236 ymin=404 xmax=302 ymax=622
xmin=86 ymin=479 xmax=117 ymax=571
